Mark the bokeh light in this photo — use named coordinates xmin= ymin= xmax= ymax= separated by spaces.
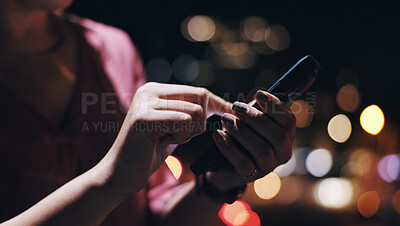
xmin=347 ymin=148 xmax=374 ymax=177
xmin=393 ymin=190 xmax=400 ymax=214
xmin=172 ymin=55 xmax=199 ymax=83
xmin=327 ymin=114 xmax=352 ymax=143
xmin=144 ymin=58 xmax=172 ymax=82
xmin=360 ymin=105 xmax=385 ymax=135
xmin=336 ymin=84 xmax=360 ymax=112
xmin=315 ymin=178 xmax=353 ymax=208
xmin=306 ymin=149 xmax=333 ymax=177
xmin=165 ymin=155 xmax=182 ymax=180
xmin=378 ymin=154 xmax=400 ymax=182
xmin=357 ymin=191 xmax=380 ymax=218
xmin=254 ymin=172 xmax=281 ymax=200
xmin=182 ymin=15 xmax=216 ymax=42
xmin=290 ymin=100 xmax=314 ymax=128
xmin=273 ymin=154 xmax=296 ymax=178
xmin=241 ymin=16 xmax=268 ymax=42
xmin=264 ymin=24 xmax=291 ymax=51
xmin=219 ymin=200 xmax=251 ymax=226
xmin=233 ymin=210 xmax=261 ymax=226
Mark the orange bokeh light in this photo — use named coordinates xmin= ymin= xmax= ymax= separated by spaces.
xmin=219 ymin=200 xmax=251 ymax=226
xmin=393 ymin=190 xmax=400 ymax=214
xmin=233 ymin=210 xmax=261 ymax=226
xmin=165 ymin=156 xmax=183 ymax=180
xmin=357 ymin=191 xmax=380 ymax=218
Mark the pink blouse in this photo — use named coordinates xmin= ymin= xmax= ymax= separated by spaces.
xmin=0 ymin=15 xmax=177 ymax=225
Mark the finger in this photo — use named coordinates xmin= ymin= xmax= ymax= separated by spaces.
xmin=255 ymin=90 xmax=296 ymax=129
xmin=212 ymin=129 xmax=257 ymax=178
xmin=143 ymin=82 xmax=233 ymax=116
xmin=231 ymin=102 xmax=289 ymax=152
xmin=133 ymin=110 xmax=192 ymax=136
xmin=220 ymin=113 xmax=278 ymax=174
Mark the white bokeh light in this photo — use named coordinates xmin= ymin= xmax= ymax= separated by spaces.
xmin=306 ymin=149 xmax=333 ymax=177
xmin=315 ymin=178 xmax=353 ymax=208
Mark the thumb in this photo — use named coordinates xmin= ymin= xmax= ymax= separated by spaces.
xmin=206 ymin=92 xmax=234 ymax=117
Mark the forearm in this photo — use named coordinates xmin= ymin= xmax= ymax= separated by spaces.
xmin=157 ymin=181 xmax=223 ymax=226
xmin=2 ymin=163 xmax=128 ymax=226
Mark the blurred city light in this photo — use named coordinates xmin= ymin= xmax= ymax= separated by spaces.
xmin=165 ymin=155 xmax=182 ymax=180
xmin=348 ymin=148 xmax=374 ymax=177
xmin=360 ymin=105 xmax=385 ymax=135
xmin=172 ymin=55 xmax=199 ymax=83
xmin=233 ymin=210 xmax=261 ymax=226
xmin=144 ymin=58 xmax=172 ymax=82
xmin=290 ymin=100 xmax=314 ymax=128
xmin=219 ymin=200 xmax=251 ymax=226
xmin=241 ymin=16 xmax=268 ymax=42
xmin=254 ymin=172 xmax=281 ymax=200
xmin=336 ymin=84 xmax=360 ymax=112
xmin=378 ymin=154 xmax=400 ymax=182
xmin=327 ymin=114 xmax=352 ymax=143
xmin=315 ymin=178 xmax=353 ymax=208
xmin=393 ymin=190 xmax=400 ymax=214
xmin=357 ymin=191 xmax=380 ymax=218
xmin=273 ymin=154 xmax=296 ymax=178
xmin=306 ymin=149 xmax=333 ymax=177
xmin=181 ymin=15 xmax=216 ymax=42
xmin=264 ymin=24 xmax=291 ymax=51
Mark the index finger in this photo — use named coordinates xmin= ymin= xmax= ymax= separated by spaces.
xmin=149 ymin=83 xmax=233 ymax=117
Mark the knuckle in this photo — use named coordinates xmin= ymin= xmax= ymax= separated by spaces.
xmin=199 ymin=87 xmax=211 ymax=100
xmin=192 ymin=105 xmax=204 ymax=118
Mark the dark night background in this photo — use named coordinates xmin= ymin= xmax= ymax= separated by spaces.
xmin=67 ymin=1 xmax=400 ymax=225
xmin=67 ymin=0 xmax=400 ymax=122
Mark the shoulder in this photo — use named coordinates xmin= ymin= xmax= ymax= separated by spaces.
xmin=64 ymin=14 xmax=146 ymax=109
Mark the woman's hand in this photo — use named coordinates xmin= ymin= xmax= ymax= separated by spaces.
xmin=207 ymin=90 xmax=296 ymax=191
xmin=99 ymin=82 xmax=233 ymax=195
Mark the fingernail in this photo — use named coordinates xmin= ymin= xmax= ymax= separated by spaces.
xmin=221 ymin=113 xmax=235 ymax=126
xmin=255 ymin=90 xmax=270 ymax=103
xmin=232 ymin=101 xmax=248 ymax=115
xmin=213 ymin=130 xmax=225 ymax=143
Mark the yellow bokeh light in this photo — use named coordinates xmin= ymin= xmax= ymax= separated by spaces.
xmin=327 ymin=114 xmax=352 ymax=143
xmin=357 ymin=191 xmax=380 ymax=218
xmin=165 ymin=156 xmax=182 ymax=180
xmin=185 ymin=15 xmax=216 ymax=42
xmin=254 ymin=172 xmax=281 ymax=199
xmin=336 ymin=84 xmax=360 ymax=112
xmin=360 ymin=105 xmax=385 ymax=135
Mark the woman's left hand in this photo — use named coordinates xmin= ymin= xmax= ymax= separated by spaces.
xmin=206 ymin=90 xmax=296 ymax=191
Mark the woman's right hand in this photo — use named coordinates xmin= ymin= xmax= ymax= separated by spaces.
xmin=98 ymin=82 xmax=233 ymax=196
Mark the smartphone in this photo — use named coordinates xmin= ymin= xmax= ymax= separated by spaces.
xmin=190 ymin=55 xmax=320 ymax=176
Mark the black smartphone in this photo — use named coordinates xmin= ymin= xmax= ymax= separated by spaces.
xmin=190 ymin=55 xmax=320 ymax=176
